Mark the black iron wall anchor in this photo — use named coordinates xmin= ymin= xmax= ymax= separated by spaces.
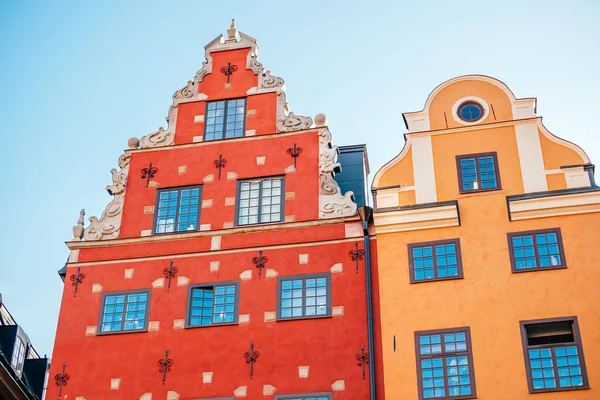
xmin=54 ymin=363 xmax=70 ymax=399
xmin=158 ymin=350 xmax=174 ymax=385
xmin=349 ymin=242 xmax=366 ymax=274
xmin=220 ymin=62 xmax=238 ymax=83
xmin=252 ymin=250 xmax=268 ymax=279
xmin=141 ymin=162 xmax=158 ymax=187
xmin=286 ymin=143 xmax=303 ymax=168
xmin=69 ymin=267 xmax=86 ymax=297
xmin=163 ymin=261 xmax=178 ymax=292
xmin=356 ymin=344 xmax=370 ymax=380
xmin=244 ymin=342 xmax=260 ymax=379
xmin=213 ymin=155 xmax=228 ymax=180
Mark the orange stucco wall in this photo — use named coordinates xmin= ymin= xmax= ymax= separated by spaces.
xmin=374 ymin=76 xmax=599 ymax=399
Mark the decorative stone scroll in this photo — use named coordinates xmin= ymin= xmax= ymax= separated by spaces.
xmin=83 ymin=152 xmax=131 ymax=240
xmin=277 ymin=112 xmax=313 ymax=133
xmin=260 ymin=70 xmax=284 ymax=89
xmin=318 ymin=128 xmax=357 ymax=218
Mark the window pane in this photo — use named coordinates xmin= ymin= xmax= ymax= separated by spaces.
xmin=100 ymin=292 xmax=148 ymax=333
xmin=238 ymin=177 xmax=284 ymax=226
xmin=279 ymin=275 xmax=329 ymax=319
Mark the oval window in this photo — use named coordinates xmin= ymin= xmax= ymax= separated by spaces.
xmin=458 ymin=102 xmax=483 ymax=122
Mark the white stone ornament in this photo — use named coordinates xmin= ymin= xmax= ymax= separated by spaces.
xmin=72 ymin=209 xmax=85 ymax=240
xmin=318 ymin=128 xmax=358 ymax=218
xmin=276 ymin=112 xmax=313 ymax=132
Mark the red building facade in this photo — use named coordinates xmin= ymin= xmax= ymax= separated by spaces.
xmin=50 ymin=22 xmax=382 ymax=400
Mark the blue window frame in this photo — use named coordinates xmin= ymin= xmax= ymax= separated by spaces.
xmin=508 ymin=228 xmax=566 ymax=272
xmin=98 ymin=290 xmax=150 ymax=334
xmin=408 ymin=239 xmax=463 ymax=283
xmin=277 ymin=274 xmax=331 ymax=320
xmin=154 ymin=186 xmax=202 ymax=234
xmin=521 ymin=317 xmax=589 ymax=393
xmin=236 ymin=177 xmax=284 ymax=226
xmin=415 ymin=328 xmax=477 ymax=399
xmin=205 ymin=98 xmax=246 ymax=141
xmin=456 ymin=152 xmax=500 ymax=193
xmin=186 ymin=282 xmax=240 ymax=327
xmin=457 ymin=102 xmax=483 ymax=122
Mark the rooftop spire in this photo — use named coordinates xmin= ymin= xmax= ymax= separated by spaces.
xmin=226 ymin=19 xmax=238 ymax=43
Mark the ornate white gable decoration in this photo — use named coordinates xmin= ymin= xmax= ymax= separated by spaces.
xmin=318 ymin=126 xmax=358 ymax=218
xmin=81 ymin=151 xmax=131 ymax=240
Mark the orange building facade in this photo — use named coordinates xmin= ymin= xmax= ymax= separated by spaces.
xmin=372 ymin=75 xmax=599 ymax=399
xmin=49 ymin=23 xmax=384 ymax=400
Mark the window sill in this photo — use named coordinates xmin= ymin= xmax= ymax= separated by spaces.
xmin=410 ymin=276 xmax=464 ymax=284
xmin=529 ymin=385 xmax=590 ymax=394
xmin=276 ymin=314 xmax=332 ymax=322
xmin=96 ymin=329 xmax=148 ymax=336
xmin=456 ymin=188 xmax=506 ymax=198
xmin=185 ymin=322 xmax=239 ymax=329
xmin=513 ymin=265 xmax=567 ymax=273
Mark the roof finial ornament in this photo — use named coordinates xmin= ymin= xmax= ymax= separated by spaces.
xmin=72 ymin=209 xmax=85 ymax=241
xmin=226 ymin=19 xmax=238 ymax=43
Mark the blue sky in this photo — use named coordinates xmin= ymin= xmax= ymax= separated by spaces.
xmin=1 ymin=0 xmax=598 ymax=356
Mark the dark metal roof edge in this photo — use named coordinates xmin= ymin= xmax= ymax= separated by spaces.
xmin=507 ymin=187 xmax=600 ymax=202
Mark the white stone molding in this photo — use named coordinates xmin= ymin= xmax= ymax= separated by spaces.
xmin=277 ymin=112 xmax=313 ymax=132
xmin=110 ymin=378 xmax=121 ymax=389
xmin=318 ymin=128 xmax=358 ymax=218
xmin=83 ymin=153 xmax=130 ymax=240
xmin=263 ymin=385 xmax=276 ymax=395
xmin=451 ymin=96 xmax=490 ymax=126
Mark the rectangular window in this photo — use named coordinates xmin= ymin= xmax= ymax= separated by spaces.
xmin=237 ymin=177 xmax=284 ymax=226
xmin=205 ymin=98 xmax=246 ymax=141
xmin=275 ymin=393 xmax=332 ymax=400
xmin=154 ymin=186 xmax=202 ymax=234
xmin=408 ymin=239 xmax=463 ymax=283
xmin=520 ymin=317 xmax=589 ymax=393
xmin=186 ymin=282 xmax=240 ymax=327
xmin=456 ymin=152 xmax=501 ymax=193
xmin=98 ymin=290 xmax=150 ymax=334
xmin=508 ymin=228 xmax=566 ymax=272
xmin=415 ymin=327 xmax=477 ymax=399
xmin=277 ymin=274 xmax=331 ymax=320
xmin=10 ymin=336 xmax=26 ymax=376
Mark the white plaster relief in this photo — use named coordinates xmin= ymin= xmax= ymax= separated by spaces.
xmin=173 ymin=319 xmax=185 ymax=329
xmin=167 ymin=391 xmax=180 ymax=400
xmin=564 ymin=167 xmax=591 ymax=189
xmin=148 ymin=181 xmax=158 ymax=188
xmin=256 ymin=156 xmax=266 ymax=165
xmin=85 ymin=325 xmax=97 ymax=336
xmin=202 ymin=199 xmax=213 ymax=208
xmin=264 ymin=311 xmax=276 ymax=322
xmin=298 ymin=366 xmax=309 ymax=378
xmin=284 ymin=165 xmax=296 ymax=174
xmin=247 ymin=109 xmax=257 ymax=115
xmin=83 ymin=153 xmax=130 ymax=240
xmin=233 ymin=386 xmax=247 ymax=397
xmin=227 ymin=171 xmax=238 ymax=180
xmin=284 ymin=215 xmax=296 ymax=222
xmin=76 ymin=397 xmax=87 ymax=400
xmin=110 ymin=378 xmax=121 ymax=389
xmin=265 ymin=269 xmax=278 ymax=278
xmin=204 ymin=174 xmax=214 ymax=183
xmin=225 ymin=197 xmax=236 ymax=206
xmin=411 ymin=135 xmax=437 ymax=204
xmin=92 ymin=284 xmax=103 ymax=293
xmin=515 ymin=122 xmax=548 ymax=193
xmin=223 ymin=221 xmax=234 ymax=229
xmin=318 ymin=128 xmax=358 ymax=218
xmin=451 ymin=96 xmax=490 ymax=126
xmin=203 ymin=372 xmax=213 ymax=384
xmin=239 ymin=270 xmax=252 ymax=280
xmin=376 ymin=187 xmax=400 ymax=208
xmin=193 ymin=135 xmax=204 ymax=143
xmin=263 ymin=385 xmax=276 ymax=395
xmin=332 ymin=380 xmax=346 ymax=391
xmin=143 ymin=206 xmax=155 ymax=214
xmin=239 ymin=314 xmax=250 ymax=324
xmin=141 ymin=229 xmax=152 ymax=237
xmin=148 ymin=321 xmax=160 ymax=331
xmin=152 ymin=278 xmax=165 ymax=288
xmin=210 ymin=261 xmax=220 ymax=272
xmin=332 ymin=306 xmax=344 ymax=316
xmin=211 ymin=236 xmax=221 ymax=250
xmin=299 ymin=254 xmax=309 ymax=264
xmin=124 ymin=269 xmax=134 ymax=279
xmin=177 ymin=276 xmax=190 ymax=286
xmin=344 ymin=222 xmax=363 ymax=238
xmin=178 ymin=165 xmax=187 ymax=174
xmin=140 ymin=393 xmax=152 ymax=400
xmin=200 ymin=224 xmax=211 ymax=231
xmin=285 ymin=191 xmax=295 ymax=200
xmin=330 ymin=263 xmax=343 ymax=273
xmin=68 ymin=249 xmax=80 ymax=263
xmin=194 ymin=115 xmax=205 ymax=123
xmin=245 ymin=129 xmax=256 ymax=136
